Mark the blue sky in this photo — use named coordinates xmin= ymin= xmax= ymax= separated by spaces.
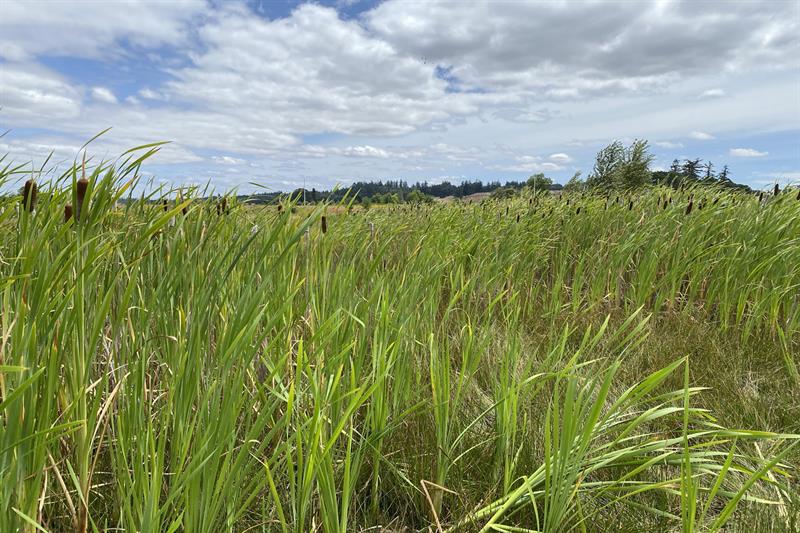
xmin=1 ymin=0 xmax=798 ymax=193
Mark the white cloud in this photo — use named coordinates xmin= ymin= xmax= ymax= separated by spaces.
xmin=138 ymin=88 xmax=166 ymax=100
xmin=655 ymin=141 xmax=684 ymax=149
xmin=0 ymin=0 xmax=207 ymax=60
xmin=0 ymin=0 xmax=797 ymax=190
xmin=689 ymin=131 xmax=715 ymax=140
xmin=0 ymin=64 xmax=81 ymax=122
xmin=367 ymin=0 xmax=798 ymax=98
xmin=491 ymin=155 xmax=563 ymax=173
xmin=548 ymin=153 xmax=572 ymax=163
xmin=729 ymin=148 xmax=768 ymax=157
xmin=91 ymin=87 xmax=118 ymax=104
xmin=342 ymin=146 xmax=391 ymax=158
xmin=699 ymin=88 xmax=727 ymax=99
xmin=212 ymin=155 xmax=244 ymax=165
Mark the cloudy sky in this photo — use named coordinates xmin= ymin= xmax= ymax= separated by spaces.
xmin=1 ymin=0 xmax=798 ymax=193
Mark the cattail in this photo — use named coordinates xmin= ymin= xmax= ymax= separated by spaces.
xmin=628 ymin=200 xmax=633 ymax=211
xmin=162 ymin=199 xmax=169 ymax=212
xmin=774 ymin=183 xmax=780 ymax=196
xmin=64 ymin=203 xmax=73 ymax=222
xmin=76 ymin=156 xmax=89 ymax=220
xmin=575 ymin=206 xmax=581 ymax=215
xmin=758 ymin=191 xmax=764 ymax=202
xmin=277 ymin=204 xmax=283 ymax=213
xmin=515 ymin=213 xmax=520 ymax=223
xmin=685 ymin=200 xmax=693 ymax=215
xmin=22 ymin=179 xmax=37 ymax=212
xmin=796 ymin=188 xmax=800 ymax=201
xmin=76 ymin=180 xmax=88 ymax=219
xmin=663 ymin=199 xmax=668 ymax=210
xmin=506 ymin=206 xmax=509 ymax=216
xmin=321 ymin=215 xmax=327 ymax=234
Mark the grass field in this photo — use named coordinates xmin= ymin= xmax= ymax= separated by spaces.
xmin=1 ymin=151 xmax=799 ymax=532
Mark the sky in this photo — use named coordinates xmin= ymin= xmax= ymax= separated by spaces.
xmin=1 ymin=0 xmax=799 ymax=193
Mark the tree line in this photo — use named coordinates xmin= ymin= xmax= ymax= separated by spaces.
xmin=231 ymin=138 xmax=759 ymax=205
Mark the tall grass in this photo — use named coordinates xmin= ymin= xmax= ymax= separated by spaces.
xmin=0 ymin=149 xmax=798 ymax=531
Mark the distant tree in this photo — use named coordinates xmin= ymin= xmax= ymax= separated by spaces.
xmin=703 ymin=161 xmax=715 ymax=183
xmin=614 ymin=139 xmax=654 ymax=189
xmin=526 ymin=173 xmax=553 ymax=192
xmin=587 ymin=139 xmax=653 ymax=190
xmin=587 ymin=140 xmax=624 ymax=189
xmin=406 ymin=189 xmax=433 ymax=204
xmin=361 ymin=195 xmax=372 ymax=210
xmin=490 ymin=186 xmax=517 ymax=200
xmin=718 ymin=165 xmax=731 ymax=185
xmin=563 ymin=171 xmax=585 ymax=192
xmin=682 ymin=158 xmax=702 ymax=182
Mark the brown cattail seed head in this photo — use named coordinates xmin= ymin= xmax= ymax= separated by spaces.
xmin=321 ymin=215 xmax=327 ymax=234
xmin=76 ymin=177 xmax=89 ymax=220
xmin=685 ymin=200 xmax=693 ymax=215
xmin=515 ymin=213 xmax=520 ymax=223
xmin=774 ymin=183 xmax=780 ymax=196
xmin=758 ymin=191 xmax=764 ymax=202
xmin=64 ymin=203 xmax=73 ymax=222
xmin=22 ymin=180 xmax=38 ymax=212
xmin=628 ymin=200 xmax=633 ymax=210
xmin=796 ymin=188 xmax=800 ymax=201
xmin=162 ymin=199 xmax=169 ymax=212
xmin=575 ymin=206 xmax=581 ymax=215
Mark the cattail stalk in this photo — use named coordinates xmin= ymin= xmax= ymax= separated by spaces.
xmin=321 ymin=215 xmax=327 ymax=234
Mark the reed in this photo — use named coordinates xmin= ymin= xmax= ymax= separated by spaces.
xmin=0 ymin=156 xmax=797 ymax=533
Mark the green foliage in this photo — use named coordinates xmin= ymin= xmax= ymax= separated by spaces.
xmin=1 ymin=148 xmax=798 ymax=532
xmin=406 ymin=188 xmax=434 ymax=204
xmin=526 ymin=173 xmax=553 ymax=191
xmin=490 ymin=186 xmax=517 ymax=199
xmin=588 ymin=139 xmax=654 ymax=190
xmin=563 ymin=171 xmax=585 ymax=192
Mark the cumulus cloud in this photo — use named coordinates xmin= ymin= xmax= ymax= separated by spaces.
xmin=91 ymin=87 xmax=118 ymax=104
xmin=0 ymin=0 xmax=797 ymax=189
xmin=492 ymin=156 xmax=563 ymax=173
xmin=729 ymin=148 xmax=768 ymax=157
xmin=689 ymin=131 xmax=715 ymax=140
xmin=366 ymin=0 xmax=798 ymax=98
xmin=548 ymin=153 xmax=572 ymax=163
xmin=655 ymin=141 xmax=684 ymax=149
xmin=0 ymin=0 xmax=207 ymax=60
xmin=212 ymin=155 xmax=245 ymax=165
